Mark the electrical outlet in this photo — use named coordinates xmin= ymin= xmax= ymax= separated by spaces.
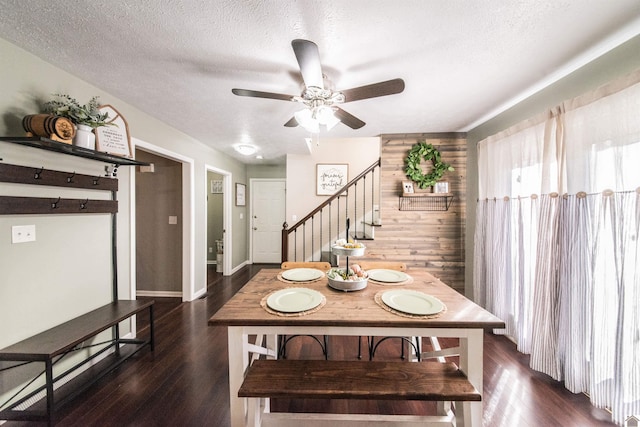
xmin=209 ymin=247 xmax=213 ymax=253
xmin=12 ymin=225 xmax=36 ymax=243
xmin=169 ymin=216 xmax=178 ymax=224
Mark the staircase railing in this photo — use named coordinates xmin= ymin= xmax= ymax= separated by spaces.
xmin=281 ymin=158 xmax=381 ymax=263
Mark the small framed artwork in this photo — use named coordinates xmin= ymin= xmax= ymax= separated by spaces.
xmin=402 ymin=181 xmax=415 ymax=194
xmin=210 ymin=180 xmax=223 ymax=194
xmin=316 ymin=163 xmax=348 ymax=196
xmin=235 ymin=183 xmax=246 ymax=206
xmin=434 ymin=182 xmax=449 ymax=194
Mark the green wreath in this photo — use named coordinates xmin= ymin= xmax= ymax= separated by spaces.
xmin=404 ymin=141 xmax=454 ymax=189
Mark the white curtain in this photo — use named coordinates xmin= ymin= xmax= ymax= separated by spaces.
xmin=474 ymin=69 xmax=640 ymax=425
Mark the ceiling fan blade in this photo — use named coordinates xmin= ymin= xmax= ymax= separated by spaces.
xmin=334 ymin=107 xmax=366 ymax=130
xmin=284 ymin=117 xmax=298 ymax=127
xmin=340 ymin=78 xmax=405 ymax=103
xmin=291 ymin=39 xmax=324 ymax=89
xmin=232 ymin=88 xmax=294 ymax=101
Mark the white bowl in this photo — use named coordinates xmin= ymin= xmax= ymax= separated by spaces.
xmin=327 ymin=268 xmax=368 ymax=292
xmin=331 ymin=245 xmax=365 ymax=257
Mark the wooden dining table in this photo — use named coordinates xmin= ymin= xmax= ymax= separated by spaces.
xmin=208 ymin=268 xmax=504 ymax=427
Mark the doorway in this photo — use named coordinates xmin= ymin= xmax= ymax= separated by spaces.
xmin=207 ymin=170 xmax=224 ymax=275
xmin=206 ymin=164 xmax=232 ymax=277
xmin=135 ymin=149 xmax=183 ymax=297
xmin=131 ymin=138 xmax=196 ymax=301
xmin=251 ymin=179 xmax=286 ymax=263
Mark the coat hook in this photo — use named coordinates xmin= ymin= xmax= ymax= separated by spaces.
xmin=80 ymin=198 xmax=89 ymax=210
xmin=93 ymin=176 xmax=101 ymax=185
xmin=34 ymin=167 xmax=44 ymax=180
xmin=51 ymin=197 xmax=61 ymax=209
xmin=67 ymin=171 xmax=76 ymax=183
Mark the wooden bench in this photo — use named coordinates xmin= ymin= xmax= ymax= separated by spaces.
xmin=239 ymin=359 xmax=480 ymax=426
xmin=0 ymin=300 xmax=154 ymax=426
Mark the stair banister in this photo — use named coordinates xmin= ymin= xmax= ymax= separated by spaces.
xmin=282 ymin=158 xmax=381 ymax=263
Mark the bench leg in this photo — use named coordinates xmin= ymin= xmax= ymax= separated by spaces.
xmin=45 ymin=359 xmax=54 ymax=427
xmin=246 ymin=397 xmax=261 ymax=427
xmin=458 ymin=330 xmax=483 ymax=426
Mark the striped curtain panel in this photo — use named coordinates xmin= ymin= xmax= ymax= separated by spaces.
xmin=474 ymin=69 xmax=640 ymax=425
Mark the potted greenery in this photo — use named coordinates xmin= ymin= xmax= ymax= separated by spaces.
xmin=43 ymin=94 xmax=112 ymax=149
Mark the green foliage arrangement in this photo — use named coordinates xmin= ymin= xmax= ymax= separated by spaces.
xmin=404 ymin=140 xmax=454 ymax=189
xmin=43 ymin=94 xmax=112 ymax=128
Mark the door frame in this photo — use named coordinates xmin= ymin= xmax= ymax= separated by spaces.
xmin=205 ymin=164 xmax=232 ymax=276
xmin=249 ymin=178 xmax=286 ymax=264
xmin=130 ymin=137 xmax=196 ymax=301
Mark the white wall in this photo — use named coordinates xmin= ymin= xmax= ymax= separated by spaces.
xmin=285 ymin=137 xmax=380 ymax=226
xmin=0 ymin=37 xmax=249 ymax=350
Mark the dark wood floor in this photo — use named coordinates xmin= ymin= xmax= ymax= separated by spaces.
xmin=8 ymin=264 xmax=614 ymax=426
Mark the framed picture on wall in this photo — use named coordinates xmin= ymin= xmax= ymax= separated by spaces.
xmin=316 ymin=163 xmax=348 ymax=195
xmin=402 ymin=181 xmax=415 ymax=194
xmin=211 ymin=180 xmax=223 ymax=194
xmin=235 ymin=183 xmax=246 ymax=206
xmin=434 ymin=182 xmax=449 ymax=193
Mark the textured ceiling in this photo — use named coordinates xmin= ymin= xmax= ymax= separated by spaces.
xmin=0 ymin=0 xmax=639 ymax=164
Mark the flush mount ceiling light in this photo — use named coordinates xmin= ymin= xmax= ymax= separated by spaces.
xmin=234 ymin=144 xmax=258 ymax=156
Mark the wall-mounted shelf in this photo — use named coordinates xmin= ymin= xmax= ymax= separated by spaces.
xmin=0 ymin=136 xmax=148 ymax=166
xmin=399 ymin=193 xmax=453 ymax=211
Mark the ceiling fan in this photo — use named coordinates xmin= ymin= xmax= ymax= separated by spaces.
xmin=232 ymin=39 xmax=405 ymax=131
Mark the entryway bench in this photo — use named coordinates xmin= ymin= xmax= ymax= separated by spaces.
xmin=0 ymin=300 xmax=154 ymax=426
xmin=238 ymin=359 xmax=481 ymax=426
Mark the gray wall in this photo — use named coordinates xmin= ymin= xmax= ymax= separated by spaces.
xmin=0 ymin=36 xmax=249 ymax=352
xmin=464 ymin=34 xmax=640 ymax=296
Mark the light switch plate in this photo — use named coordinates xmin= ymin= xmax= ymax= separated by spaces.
xmin=168 ymin=216 xmax=178 ymax=225
xmin=12 ymin=225 xmax=36 ymax=243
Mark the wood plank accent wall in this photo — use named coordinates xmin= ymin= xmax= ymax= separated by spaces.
xmin=363 ymin=133 xmax=467 ymax=293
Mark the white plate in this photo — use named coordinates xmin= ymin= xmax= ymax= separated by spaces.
xmin=281 ymin=268 xmax=324 ymax=282
xmin=266 ymin=288 xmax=324 ymax=313
xmin=381 ymin=290 xmax=444 ymax=315
xmin=367 ymin=269 xmax=409 ymax=283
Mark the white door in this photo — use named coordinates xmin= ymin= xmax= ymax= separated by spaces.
xmin=251 ymin=180 xmax=286 ymax=263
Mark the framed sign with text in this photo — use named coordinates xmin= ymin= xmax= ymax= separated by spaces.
xmin=95 ymin=104 xmax=132 ymax=158
xmin=316 ymin=163 xmax=348 ymax=196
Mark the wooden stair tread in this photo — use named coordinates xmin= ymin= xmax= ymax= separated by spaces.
xmin=238 ymin=359 xmax=481 ymax=401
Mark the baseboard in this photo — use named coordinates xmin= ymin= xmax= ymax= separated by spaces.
xmin=192 ymin=287 xmax=207 ymax=300
xmin=229 ymin=260 xmax=249 ymax=275
xmin=136 ymin=290 xmax=182 ymax=298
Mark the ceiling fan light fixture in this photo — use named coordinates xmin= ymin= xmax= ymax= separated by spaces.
xmin=294 ymin=108 xmax=320 ymax=133
xmin=234 ymin=144 xmax=258 ymax=156
xmin=316 ymin=106 xmax=340 ymax=130
xmin=295 ymin=105 xmax=340 ymax=133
